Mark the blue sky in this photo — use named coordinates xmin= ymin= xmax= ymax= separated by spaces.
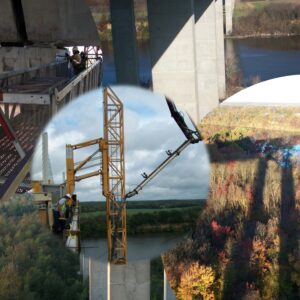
xmin=31 ymin=85 xmax=210 ymax=201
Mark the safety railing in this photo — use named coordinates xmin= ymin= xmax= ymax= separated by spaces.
xmin=65 ymin=201 xmax=81 ymax=253
xmin=53 ymin=59 xmax=102 ymax=112
xmin=0 ymin=58 xmax=102 ymax=198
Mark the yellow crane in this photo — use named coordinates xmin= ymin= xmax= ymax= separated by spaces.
xmin=65 ymin=87 xmax=126 ymax=264
xmin=65 ymin=87 xmax=201 ymax=265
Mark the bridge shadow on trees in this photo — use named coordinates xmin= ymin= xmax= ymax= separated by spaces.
xmin=163 ymin=130 xmax=300 ymax=299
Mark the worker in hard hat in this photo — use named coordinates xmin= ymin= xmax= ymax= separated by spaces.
xmin=65 ymin=194 xmax=77 ymax=229
xmin=70 ymin=46 xmax=82 ymax=76
xmin=53 ymin=194 xmax=71 ymax=233
xmin=58 ymin=193 xmax=71 ymax=218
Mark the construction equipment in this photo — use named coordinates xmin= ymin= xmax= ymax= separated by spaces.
xmin=126 ymin=98 xmax=200 ymax=199
xmin=65 ymin=86 xmax=126 ymax=264
xmin=64 ymin=87 xmax=201 ymax=265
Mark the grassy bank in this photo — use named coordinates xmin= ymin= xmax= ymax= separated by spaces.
xmin=80 ymin=200 xmax=204 ymax=239
xmin=232 ymin=0 xmax=300 ymax=37
xmin=163 ymin=106 xmax=300 ymax=299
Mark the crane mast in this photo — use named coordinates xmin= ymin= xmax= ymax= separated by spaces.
xmin=65 ymin=87 xmax=126 ymax=264
xmin=102 ymin=87 xmax=126 ymax=264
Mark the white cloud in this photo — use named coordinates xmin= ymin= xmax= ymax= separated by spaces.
xmin=31 ymin=86 xmax=210 ymax=201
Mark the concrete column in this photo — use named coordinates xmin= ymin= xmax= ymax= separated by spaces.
xmin=215 ymin=0 xmax=226 ymax=99
xmin=225 ymin=0 xmax=235 ymax=35
xmin=110 ymin=0 xmax=139 ymax=84
xmin=194 ymin=0 xmax=219 ymax=120
xmin=147 ymin=0 xmax=199 ymax=122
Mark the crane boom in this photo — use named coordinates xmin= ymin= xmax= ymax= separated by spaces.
xmin=125 ymin=98 xmax=201 ymax=199
xmin=166 ymin=98 xmax=200 ymax=144
xmin=125 ymin=139 xmax=191 ymax=199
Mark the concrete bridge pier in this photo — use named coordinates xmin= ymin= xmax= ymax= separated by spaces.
xmin=225 ymin=0 xmax=236 ymax=35
xmin=147 ymin=0 xmax=226 ymax=122
xmin=110 ymin=262 xmax=150 ymax=300
xmin=194 ymin=0 xmax=220 ymax=120
xmin=86 ymin=258 xmax=151 ymax=300
xmin=215 ymin=0 xmax=226 ymax=100
xmin=147 ymin=0 xmax=199 ymax=122
xmin=110 ymin=0 xmax=139 ymax=84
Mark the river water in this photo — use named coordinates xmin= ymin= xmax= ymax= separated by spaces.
xmin=81 ymin=233 xmax=181 ymax=299
xmin=82 ymin=232 xmax=183 ymax=262
xmin=226 ymin=36 xmax=300 ymax=86
xmin=101 ymin=36 xmax=300 ymax=88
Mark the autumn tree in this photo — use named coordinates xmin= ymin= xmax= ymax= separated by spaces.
xmin=177 ymin=262 xmax=215 ymax=300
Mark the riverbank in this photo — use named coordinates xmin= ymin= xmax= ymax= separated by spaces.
xmin=231 ymin=0 xmax=300 ymax=38
xmin=80 ymin=200 xmax=204 ymax=239
xmin=227 ymin=32 xmax=300 ymax=39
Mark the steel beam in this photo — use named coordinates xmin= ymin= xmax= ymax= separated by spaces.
xmin=1 ymin=93 xmax=50 ymax=105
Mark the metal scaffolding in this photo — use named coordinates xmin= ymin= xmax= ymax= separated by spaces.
xmin=65 ymin=87 xmax=126 ymax=264
xmin=103 ymin=87 xmax=126 ymax=264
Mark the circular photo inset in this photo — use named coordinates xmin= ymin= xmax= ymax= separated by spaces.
xmin=31 ymin=85 xmax=210 ymax=266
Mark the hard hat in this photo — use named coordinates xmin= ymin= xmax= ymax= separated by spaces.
xmin=65 ymin=193 xmax=71 ymax=199
xmin=72 ymin=46 xmax=78 ymax=52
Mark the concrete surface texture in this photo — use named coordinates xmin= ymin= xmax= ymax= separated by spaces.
xmin=0 ymin=0 xmax=100 ymax=46
xmin=146 ymin=0 xmax=225 ymax=122
xmin=147 ymin=0 xmax=199 ymax=121
xmin=194 ymin=0 xmax=219 ymax=120
xmin=0 ymin=0 xmax=19 ymax=42
xmin=82 ymin=256 xmax=177 ymax=300
xmin=110 ymin=0 xmax=139 ymax=84
xmin=82 ymin=256 xmax=150 ymax=300
xmin=81 ymin=236 xmax=182 ymax=299
xmin=225 ymin=0 xmax=235 ymax=35
xmin=215 ymin=0 xmax=226 ymax=100
xmin=0 ymin=47 xmax=56 ymax=72
xmin=110 ymin=262 xmax=150 ymax=300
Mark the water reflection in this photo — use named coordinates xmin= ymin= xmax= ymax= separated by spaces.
xmin=101 ymin=36 xmax=300 ymax=88
xmin=226 ymin=36 xmax=300 ymax=86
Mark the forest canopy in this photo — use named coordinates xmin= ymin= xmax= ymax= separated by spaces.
xmin=164 ymin=106 xmax=300 ymax=299
xmin=0 ymin=195 xmax=88 ymax=300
